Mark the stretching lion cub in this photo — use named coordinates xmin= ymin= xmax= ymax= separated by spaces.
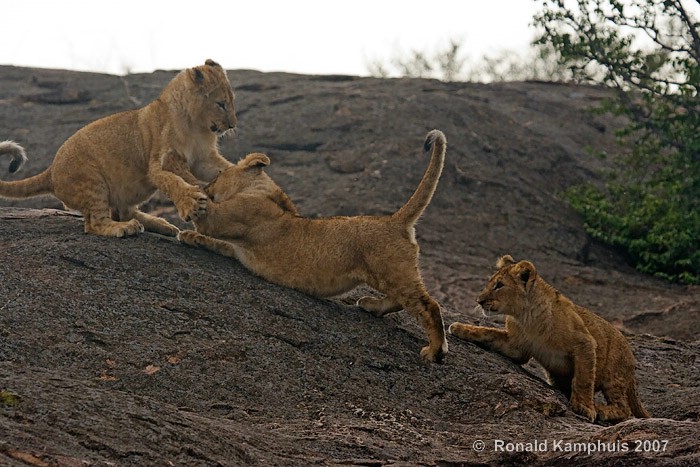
xmin=0 ymin=59 xmax=236 ymax=237
xmin=449 ymin=255 xmax=650 ymax=422
xmin=178 ymin=130 xmax=449 ymax=363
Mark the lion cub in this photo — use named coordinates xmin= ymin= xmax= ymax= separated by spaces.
xmin=449 ymin=255 xmax=650 ymax=423
xmin=178 ymin=130 xmax=449 ymax=363
xmin=0 ymin=59 xmax=236 ymax=237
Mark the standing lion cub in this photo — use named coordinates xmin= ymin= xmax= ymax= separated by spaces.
xmin=0 ymin=59 xmax=236 ymax=237
xmin=178 ymin=130 xmax=449 ymax=363
xmin=449 ymin=255 xmax=650 ymax=423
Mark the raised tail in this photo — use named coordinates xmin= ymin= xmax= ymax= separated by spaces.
xmin=393 ymin=129 xmax=446 ymax=226
xmin=628 ymin=384 xmax=651 ymax=418
xmin=0 ymin=141 xmax=53 ymax=198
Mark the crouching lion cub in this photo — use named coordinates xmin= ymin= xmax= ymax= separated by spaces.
xmin=449 ymin=255 xmax=650 ymax=423
xmin=178 ymin=130 xmax=449 ymax=363
xmin=0 ymin=59 xmax=236 ymax=237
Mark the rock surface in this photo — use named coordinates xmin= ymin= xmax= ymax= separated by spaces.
xmin=0 ymin=65 xmax=698 ymax=465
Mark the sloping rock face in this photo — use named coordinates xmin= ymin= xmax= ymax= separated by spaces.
xmin=0 ymin=66 xmax=698 ymax=465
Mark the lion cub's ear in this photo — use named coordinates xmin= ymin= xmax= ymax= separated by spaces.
xmin=496 ymin=255 xmax=516 ymax=269
xmin=270 ymin=189 xmax=300 ymax=215
xmin=512 ymin=260 xmax=537 ymax=290
xmin=189 ymin=60 xmax=223 ymax=84
xmin=238 ymin=153 xmax=270 ymax=170
xmin=189 ymin=66 xmax=206 ymax=84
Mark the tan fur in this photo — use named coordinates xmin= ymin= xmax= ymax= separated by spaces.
xmin=449 ymin=255 xmax=650 ymax=423
xmin=178 ymin=130 xmax=449 ymax=363
xmin=0 ymin=59 xmax=236 ymax=237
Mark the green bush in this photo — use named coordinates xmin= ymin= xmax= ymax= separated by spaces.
xmin=535 ymin=0 xmax=700 ymax=283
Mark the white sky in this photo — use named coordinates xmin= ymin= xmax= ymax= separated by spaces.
xmin=2 ymin=0 xmax=540 ymax=76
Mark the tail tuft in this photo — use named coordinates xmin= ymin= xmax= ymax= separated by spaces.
xmin=1 ymin=140 xmax=28 ymax=174
xmin=0 ymin=141 xmax=52 ymax=199
xmin=424 ymin=129 xmax=446 ymax=153
xmin=394 ymin=129 xmax=447 ymax=226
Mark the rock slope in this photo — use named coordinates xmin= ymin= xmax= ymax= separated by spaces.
xmin=0 ymin=65 xmax=698 ymax=465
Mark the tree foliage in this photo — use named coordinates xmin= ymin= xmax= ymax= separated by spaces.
xmin=365 ymin=39 xmax=571 ymax=82
xmin=365 ymin=39 xmax=466 ymax=81
xmin=534 ymin=0 xmax=700 ymax=283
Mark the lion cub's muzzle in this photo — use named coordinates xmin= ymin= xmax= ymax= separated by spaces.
xmin=210 ymin=121 xmax=237 ymax=136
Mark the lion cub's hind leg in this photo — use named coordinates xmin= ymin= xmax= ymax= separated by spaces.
xmin=596 ymin=385 xmax=632 ymax=422
xmin=357 ymin=296 xmax=403 ymax=316
xmin=365 ymin=265 xmax=447 ymax=363
xmin=568 ymin=338 xmax=598 ymax=422
xmin=178 ymin=230 xmax=240 ymax=259
xmin=120 ymin=207 xmax=179 ymax=237
xmin=406 ymin=290 xmax=448 ymax=364
xmin=56 ymin=170 xmax=143 ymax=237
xmin=83 ymin=203 xmax=143 ymax=238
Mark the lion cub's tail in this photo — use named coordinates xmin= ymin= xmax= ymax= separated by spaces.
xmin=0 ymin=141 xmax=53 ymax=198
xmin=393 ymin=129 xmax=446 ymax=226
xmin=628 ymin=384 xmax=651 ymax=418
xmin=0 ymin=141 xmax=28 ymax=174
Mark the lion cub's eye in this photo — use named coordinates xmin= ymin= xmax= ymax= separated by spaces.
xmin=493 ymin=281 xmax=503 ymax=290
xmin=217 ymin=101 xmax=227 ymax=111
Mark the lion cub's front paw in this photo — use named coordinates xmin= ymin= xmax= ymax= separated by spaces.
xmin=420 ymin=344 xmax=447 ymax=364
xmin=176 ymin=188 xmax=208 ymax=222
xmin=571 ymin=397 xmax=597 ymax=422
xmin=177 ymin=229 xmax=204 ymax=246
xmin=109 ymin=219 xmax=144 ymax=238
xmin=448 ymin=322 xmax=474 ymax=340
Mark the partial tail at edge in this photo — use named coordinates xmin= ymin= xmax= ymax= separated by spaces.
xmin=393 ymin=129 xmax=447 ymax=226
xmin=0 ymin=140 xmax=28 ymax=173
xmin=0 ymin=141 xmax=53 ymax=199
xmin=628 ymin=384 xmax=651 ymax=418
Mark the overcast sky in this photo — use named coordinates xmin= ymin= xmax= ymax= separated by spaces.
xmin=3 ymin=0 xmax=540 ymax=76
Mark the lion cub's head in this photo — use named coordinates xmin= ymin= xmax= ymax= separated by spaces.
xmin=206 ymin=153 xmax=271 ymax=202
xmin=180 ymin=59 xmax=237 ymax=136
xmin=476 ymin=255 xmax=538 ymax=317
xmin=205 ymin=153 xmax=299 ymax=215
